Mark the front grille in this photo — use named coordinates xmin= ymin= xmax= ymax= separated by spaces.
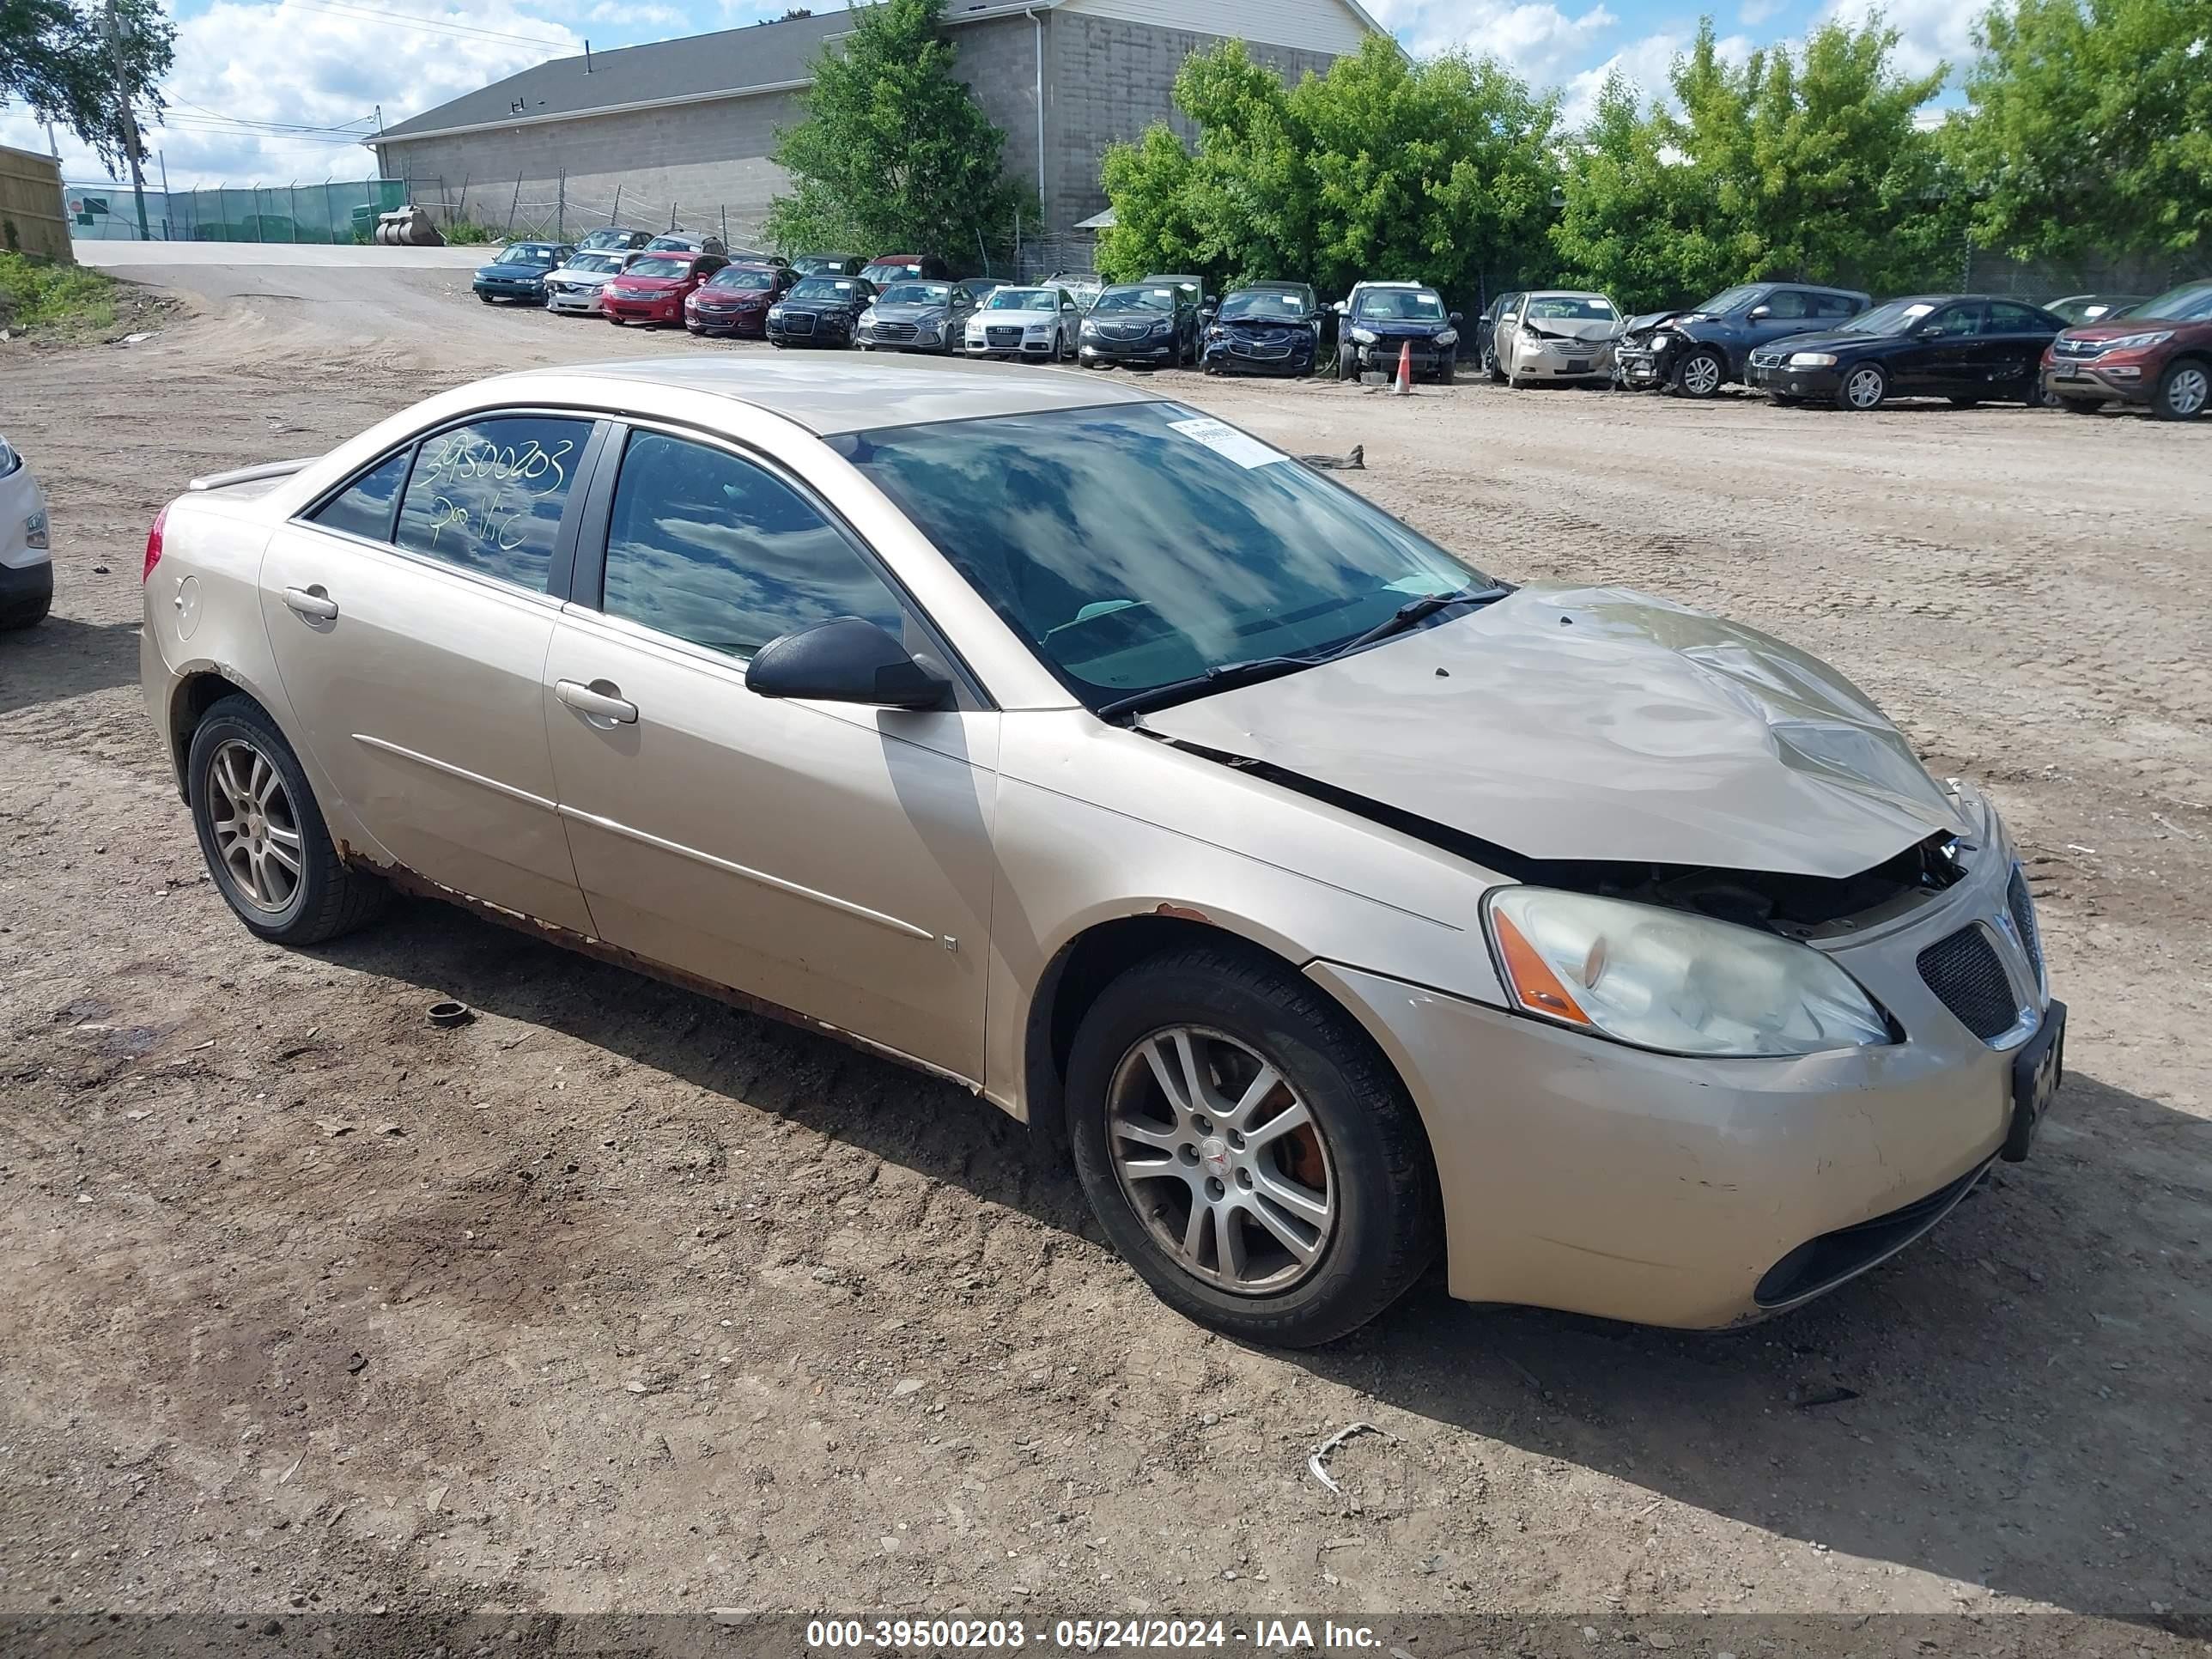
xmin=874 ymin=321 xmax=917 ymax=342
xmin=1749 ymin=349 xmax=1784 ymax=368
xmin=986 ymin=325 xmax=1024 ymax=347
xmin=781 ymin=313 xmax=816 ymax=336
xmin=1754 ymin=1159 xmax=1990 ymax=1307
xmin=1917 ymin=925 xmax=2020 ymax=1041
xmin=1231 ymin=342 xmax=1291 ymax=359
xmin=2054 ymin=337 xmax=2106 ymax=360
xmin=2008 ymin=868 xmax=2044 ymax=981
xmin=1103 ymin=321 xmax=1151 ymax=340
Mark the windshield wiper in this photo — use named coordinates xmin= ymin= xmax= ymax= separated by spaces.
xmin=1328 ymin=584 xmax=1514 ymax=656
xmin=1095 ymin=656 xmax=1321 ymax=722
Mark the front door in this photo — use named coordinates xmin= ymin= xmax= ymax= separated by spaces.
xmin=260 ymin=412 xmax=602 ymax=932
xmin=542 ymin=424 xmax=999 ymax=1083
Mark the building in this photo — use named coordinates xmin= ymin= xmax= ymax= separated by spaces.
xmin=368 ymin=0 xmax=1384 ymax=252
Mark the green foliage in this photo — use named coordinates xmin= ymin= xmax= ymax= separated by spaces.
xmin=0 ymin=249 xmax=119 ymax=334
xmin=1098 ymin=35 xmax=1559 ymax=303
xmin=763 ymin=0 xmax=1029 ymax=261
xmin=1947 ymin=0 xmax=2212 ymax=262
xmin=1552 ymin=19 xmax=1955 ymax=312
xmin=0 ymin=0 xmax=175 ymax=176
xmin=443 ymin=221 xmax=495 ymax=245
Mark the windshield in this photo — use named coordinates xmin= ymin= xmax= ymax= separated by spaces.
xmin=878 ymin=282 xmax=949 ymax=305
xmin=793 ymin=256 xmax=851 ymax=273
xmin=862 ymin=261 xmax=921 ymax=283
xmin=709 ymin=267 xmax=777 ymax=291
xmin=828 ymin=403 xmax=1489 ymax=708
xmin=2134 ymin=283 xmax=2212 ymax=323
xmin=1094 ymin=286 xmax=1175 ymax=313
xmin=986 ymin=289 xmax=1055 ymax=311
xmin=1526 ymin=295 xmax=1614 ymax=320
xmin=496 ymin=245 xmax=556 ymax=266
xmin=1843 ymin=299 xmax=1937 ymax=335
xmin=564 ymin=253 xmax=617 ymax=273
xmin=623 ymin=256 xmax=690 ymax=279
xmin=1221 ymin=290 xmax=1311 ymax=320
xmin=1355 ymin=289 xmax=1444 ymax=320
xmin=1691 ymin=283 xmax=1762 ymax=314
xmin=578 ymin=229 xmax=634 ymax=249
xmin=790 ymin=277 xmax=857 ymax=301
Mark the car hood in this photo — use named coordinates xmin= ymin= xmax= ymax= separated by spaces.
xmin=1140 ymin=584 xmax=1969 ymax=879
xmin=1517 ymin=315 xmax=1621 ymax=343
xmin=872 ymin=301 xmax=950 ymax=321
xmin=780 ymin=295 xmax=859 ymax=312
xmin=2062 ymin=317 xmax=2208 ymax=341
xmin=1759 ymin=326 xmax=1893 ymax=356
xmin=1218 ymin=314 xmax=1316 ymax=331
xmin=975 ymin=307 xmax=1058 ymax=326
xmin=611 ymin=275 xmax=684 ymax=292
xmin=1351 ymin=316 xmax=1453 ymax=337
xmin=696 ymin=287 xmax=773 ymax=303
xmin=477 ymin=263 xmax=548 ymax=279
xmin=549 ymin=266 xmax=611 ymax=283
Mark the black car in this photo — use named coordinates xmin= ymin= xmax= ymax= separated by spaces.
xmin=1079 ymin=281 xmax=1202 ymax=368
xmin=471 ymin=241 xmax=574 ymax=305
xmin=793 ymin=252 xmax=864 ymax=276
xmin=1616 ymin=282 xmax=1870 ymax=397
xmin=1745 ymin=295 xmax=2067 ymax=410
xmin=1476 ymin=290 xmax=1522 ymax=379
xmin=1202 ymin=283 xmax=1322 ymax=376
xmin=766 ymin=275 xmax=876 ymax=348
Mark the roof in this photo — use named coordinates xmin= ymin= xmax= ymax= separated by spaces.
xmin=376 ymin=2 xmax=1062 ymax=145
xmin=499 ymin=356 xmax=1160 ymax=435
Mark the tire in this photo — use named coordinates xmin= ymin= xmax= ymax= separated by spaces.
xmin=185 ymin=694 xmax=387 ymax=945
xmin=1837 ymin=362 xmax=1888 ymax=410
xmin=1066 ymin=943 xmax=1442 ymax=1346
xmin=1485 ymin=348 xmax=1504 ymax=385
xmin=1674 ymin=346 xmax=1726 ymax=398
xmin=476 ymin=291 xmax=495 ymax=305
xmin=1334 ymin=346 xmax=1353 ymax=382
xmin=1437 ymin=353 xmax=1455 ymax=385
xmin=2152 ymin=357 xmax=2209 ymax=422
xmin=0 ymin=592 xmax=51 ymax=630
xmin=2057 ymin=396 xmax=2103 ymax=415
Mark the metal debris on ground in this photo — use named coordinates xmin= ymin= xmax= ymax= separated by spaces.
xmin=1306 ymin=1420 xmax=1391 ymax=1494
xmin=426 ymin=1000 xmax=475 ymax=1028
xmin=1298 ymin=445 xmax=1364 ymax=470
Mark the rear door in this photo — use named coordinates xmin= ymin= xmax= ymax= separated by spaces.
xmin=261 ymin=410 xmax=605 ymax=931
xmin=542 ymin=422 xmax=1000 ymax=1082
xmin=1980 ymin=301 xmax=2058 ymax=392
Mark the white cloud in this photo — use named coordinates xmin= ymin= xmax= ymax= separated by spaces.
xmin=1738 ymin=0 xmax=1784 ymax=23
xmin=1557 ymin=26 xmax=1759 ymax=123
xmin=1365 ymin=0 xmax=1621 ymax=88
xmin=587 ymin=1 xmax=683 ymax=26
xmin=1819 ymin=0 xmax=1981 ymax=82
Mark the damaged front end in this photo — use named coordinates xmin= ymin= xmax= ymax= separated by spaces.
xmin=1613 ymin=310 xmax=1696 ymax=390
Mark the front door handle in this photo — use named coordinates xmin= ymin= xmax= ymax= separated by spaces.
xmin=556 ymin=678 xmax=638 ymax=725
xmin=283 ymin=585 xmax=339 ymax=622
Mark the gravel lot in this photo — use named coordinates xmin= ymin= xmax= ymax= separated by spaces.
xmin=1 ymin=262 xmax=2207 ymax=1642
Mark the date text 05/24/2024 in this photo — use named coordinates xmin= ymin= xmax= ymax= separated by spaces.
xmin=803 ymin=1619 xmax=1388 ymax=1653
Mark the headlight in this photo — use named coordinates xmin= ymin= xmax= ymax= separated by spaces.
xmin=1484 ymin=887 xmax=1891 ymax=1057
xmin=1519 ymin=325 xmax=1542 ymax=342
xmin=1349 ymin=326 xmax=1378 ymax=345
xmin=2100 ymin=330 xmax=2173 ymax=352
xmin=25 ymin=507 xmax=49 ymax=549
xmin=1080 ymin=319 xmax=1099 ymax=336
xmin=1150 ymin=317 xmax=1175 ymax=336
xmin=1435 ymin=328 xmax=1457 ymax=347
xmin=1789 ymin=351 xmax=1838 ymax=368
xmin=860 ymin=308 xmax=877 ymax=325
xmin=768 ymin=307 xmax=783 ymax=320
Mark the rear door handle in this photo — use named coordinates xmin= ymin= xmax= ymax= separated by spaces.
xmin=283 ymin=585 xmax=339 ymax=622
xmin=556 ymin=678 xmax=638 ymax=724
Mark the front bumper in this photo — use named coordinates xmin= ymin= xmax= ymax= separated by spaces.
xmin=1346 ymin=342 xmax=1451 ymax=377
xmin=1310 ymin=799 xmax=2050 ymax=1329
xmin=691 ymin=307 xmax=769 ymax=337
xmin=1615 ymin=341 xmax=1680 ymax=387
xmin=859 ymin=322 xmax=951 ymax=351
xmin=969 ymin=335 xmax=1060 ymax=359
xmin=602 ymin=294 xmax=683 ymax=324
xmin=2042 ymin=362 xmax=2149 ymax=406
xmin=766 ymin=316 xmax=852 ymax=347
xmin=474 ymin=281 xmax=545 ymax=302
xmin=1079 ymin=336 xmax=1176 ymax=365
xmin=545 ymin=287 xmax=604 ymax=313
xmin=0 ymin=553 xmax=52 ymax=623
xmin=1204 ymin=337 xmax=1316 ymax=375
xmin=1748 ymin=358 xmax=1844 ymax=398
xmin=1511 ymin=344 xmax=1612 ymax=381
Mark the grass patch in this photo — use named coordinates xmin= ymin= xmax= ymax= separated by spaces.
xmin=0 ymin=252 xmax=121 ymax=337
xmin=443 ymin=222 xmax=495 ymax=245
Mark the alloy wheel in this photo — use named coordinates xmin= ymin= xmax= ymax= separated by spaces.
xmin=2164 ymin=364 xmax=2209 ymax=419
xmin=1105 ymin=1025 xmax=1338 ymax=1295
xmin=1680 ymin=351 xmax=1723 ymax=397
xmin=204 ymin=738 xmax=304 ymax=914
xmin=1845 ymin=366 xmax=1886 ymax=410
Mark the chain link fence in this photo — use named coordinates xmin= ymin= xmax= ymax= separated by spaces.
xmin=63 ymin=178 xmax=410 ymax=243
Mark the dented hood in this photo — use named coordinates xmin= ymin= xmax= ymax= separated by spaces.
xmin=1142 ymin=585 xmax=1969 ymax=878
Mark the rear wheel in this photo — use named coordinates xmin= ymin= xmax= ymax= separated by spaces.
xmin=2153 ymin=358 xmax=2209 ymax=422
xmin=1674 ymin=347 xmax=1726 ymax=398
xmin=1066 ymin=944 xmax=1441 ymax=1346
xmin=186 ymin=695 xmax=387 ymax=945
xmin=1838 ymin=362 xmax=1888 ymax=410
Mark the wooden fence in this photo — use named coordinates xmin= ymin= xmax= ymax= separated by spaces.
xmin=0 ymin=144 xmax=72 ymax=263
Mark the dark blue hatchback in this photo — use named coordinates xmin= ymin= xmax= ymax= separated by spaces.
xmin=472 ymin=241 xmax=574 ymax=306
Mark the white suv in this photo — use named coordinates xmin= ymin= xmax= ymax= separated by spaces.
xmin=0 ymin=433 xmax=52 ymax=629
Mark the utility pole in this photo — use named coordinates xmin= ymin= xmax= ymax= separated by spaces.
xmin=103 ymin=0 xmax=152 ymax=240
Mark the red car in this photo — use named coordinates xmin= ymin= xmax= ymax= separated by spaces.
xmin=685 ymin=261 xmax=793 ymax=337
xmin=2043 ymin=278 xmax=2212 ymax=422
xmin=599 ymin=252 xmax=728 ymax=327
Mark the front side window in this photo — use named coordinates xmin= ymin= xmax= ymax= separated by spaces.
xmin=393 ymin=415 xmax=592 ymax=592
xmin=1760 ymin=289 xmax=1811 ymax=319
xmin=830 ymin=403 xmax=1488 ymax=706
xmin=599 ymin=432 xmax=906 ymax=660
xmin=309 ymin=448 xmax=412 ymax=542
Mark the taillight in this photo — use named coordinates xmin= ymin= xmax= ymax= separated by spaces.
xmin=143 ymin=501 xmax=171 ymax=582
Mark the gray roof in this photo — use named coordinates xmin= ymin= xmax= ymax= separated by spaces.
xmin=376 ymin=3 xmax=1052 ymax=144
xmin=496 ymin=356 xmax=1159 ymax=434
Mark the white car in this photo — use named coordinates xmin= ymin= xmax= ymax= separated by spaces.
xmin=1498 ymin=290 xmax=1622 ymax=386
xmin=965 ymin=286 xmax=1083 ymax=362
xmin=544 ymin=252 xmax=631 ymax=314
xmin=0 ymin=433 xmax=52 ymax=629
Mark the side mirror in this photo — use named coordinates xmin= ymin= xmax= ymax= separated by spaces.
xmin=1747 ymin=304 xmax=1771 ymax=320
xmin=745 ymin=617 xmax=951 ymax=712
xmin=1332 ymin=300 xmax=1347 ymax=314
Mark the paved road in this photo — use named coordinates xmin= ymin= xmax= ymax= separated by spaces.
xmin=76 ymin=239 xmax=484 ymax=270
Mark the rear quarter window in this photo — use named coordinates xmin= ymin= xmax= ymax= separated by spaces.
xmin=307 ymin=449 xmax=411 ymax=542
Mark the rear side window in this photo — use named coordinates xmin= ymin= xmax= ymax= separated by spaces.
xmin=394 ymin=415 xmax=593 ymax=592
xmin=1988 ymin=301 xmax=2049 ymax=332
xmin=599 ymin=431 xmax=907 ymax=659
xmin=309 ymin=449 xmax=411 ymax=542
xmin=1812 ymin=292 xmax=1863 ymax=317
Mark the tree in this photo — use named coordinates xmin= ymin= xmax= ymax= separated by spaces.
xmin=763 ymin=0 xmax=1027 ymax=261
xmin=1549 ymin=73 xmax=1735 ymax=313
xmin=0 ymin=0 xmax=174 ymax=176
xmin=1098 ymin=35 xmax=1560 ymax=305
xmin=1948 ymin=0 xmax=2212 ymax=262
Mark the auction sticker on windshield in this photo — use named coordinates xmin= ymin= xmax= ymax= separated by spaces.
xmin=1168 ymin=417 xmax=1285 ymax=470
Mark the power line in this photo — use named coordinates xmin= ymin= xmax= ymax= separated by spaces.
xmin=283 ymin=0 xmax=572 ymax=50
xmin=170 ymin=99 xmax=379 ymax=135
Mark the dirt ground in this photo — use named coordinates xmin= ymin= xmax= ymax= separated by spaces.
xmin=1 ymin=262 xmax=2207 ymax=1640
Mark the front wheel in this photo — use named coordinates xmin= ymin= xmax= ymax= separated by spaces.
xmin=1436 ymin=353 xmax=1455 ymax=385
xmin=1838 ymin=362 xmax=1888 ymax=410
xmin=186 ymin=694 xmax=387 ymax=945
xmin=1066 ymin=945 xmax=1441 ymax=1346
xmin=2153 ymin=358 xmax=2209 ymax=422
xmin=1674 ymin=347 xmax=1726 ymax=398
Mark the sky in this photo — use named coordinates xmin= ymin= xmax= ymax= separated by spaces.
xmin=0 ymin=0 xmax=1984 ymax=191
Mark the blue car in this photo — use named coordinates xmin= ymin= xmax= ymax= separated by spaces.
xmin=1334 ymin=281 xmax=1462 ymax=382
xmin=472 ymin=241 xmax=574 ymax=306
xmin=1202 ymin=283 xmax=1322 ymax=377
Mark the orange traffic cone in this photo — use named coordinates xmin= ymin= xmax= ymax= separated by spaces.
xmin=1393 ymin=340 xmax=1413 ymax=395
